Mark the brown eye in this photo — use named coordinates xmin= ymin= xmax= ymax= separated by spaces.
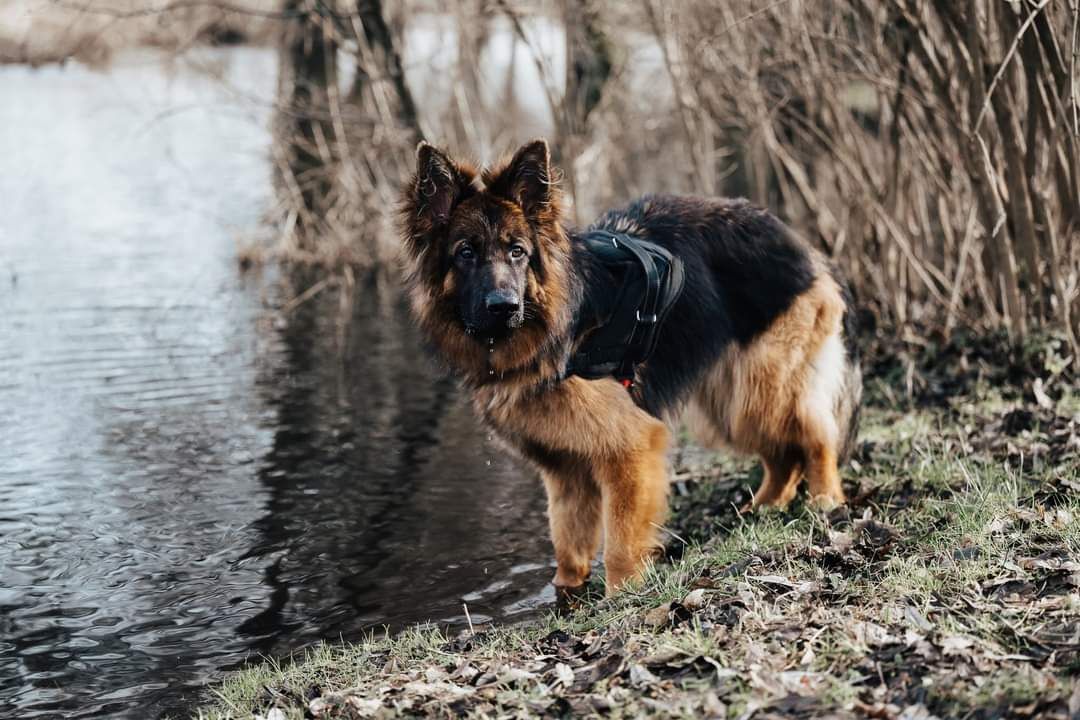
xmin=509 ymin=245 xmax=527 ymax=260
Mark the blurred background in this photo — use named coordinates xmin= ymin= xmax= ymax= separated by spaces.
xmin=0 ymin=0 xmax=1077 ymax=717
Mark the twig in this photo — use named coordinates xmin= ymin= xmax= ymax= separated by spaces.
xmin=973 ymin=0 xmax=1051 ymax=134
xmin=650 ymin=521 xmax=688 ymax=548
xmin=49 ymin=0 xmax=298 ymax=20
xmin=281 ymin=277 xmax=332 ymax=314
xmin=462 ymin=602 xmax=476 ymax=637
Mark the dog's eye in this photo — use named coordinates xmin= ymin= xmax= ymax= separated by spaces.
xmin=509 ymin=245 xmax=527 ymax=260
xmin=456 ymin=244 xmax=475 ymax=261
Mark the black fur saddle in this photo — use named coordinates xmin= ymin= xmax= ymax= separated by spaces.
xmin=566 ymin=230 xmax=685 ymax=386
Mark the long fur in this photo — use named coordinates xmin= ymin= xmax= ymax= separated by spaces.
xmin=399 ymin=140 xmax=862 ymax=594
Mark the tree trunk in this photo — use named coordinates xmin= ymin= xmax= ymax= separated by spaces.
xmin=349 ymin=0 xmax=421 ymax=143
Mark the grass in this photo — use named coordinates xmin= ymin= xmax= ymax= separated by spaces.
xmin=197 ymin=338 xmax=1080 ymax=719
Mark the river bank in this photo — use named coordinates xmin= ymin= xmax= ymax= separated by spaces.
xmin=198 ymin=333 xmax=1080 ymax=719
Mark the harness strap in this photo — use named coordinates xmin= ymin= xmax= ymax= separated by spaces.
xmin=565 ymin=230 xmax=685 ymax=389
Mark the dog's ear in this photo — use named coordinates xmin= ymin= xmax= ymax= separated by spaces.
xmin=486 ymin=139 xmax=556 ymax=219
xmin=411 ymin=142 xmax=472 ymax=228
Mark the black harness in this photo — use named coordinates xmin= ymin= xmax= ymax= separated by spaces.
xmin=565 ymin=230 xmax=685 ymax=388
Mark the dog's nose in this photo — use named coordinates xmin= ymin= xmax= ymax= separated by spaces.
xmin=485 ymin=290 xmax=520 ymax=315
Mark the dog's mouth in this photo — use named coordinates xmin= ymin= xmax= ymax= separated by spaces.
xmin=464 ymin=308 xmax=525 ymax=337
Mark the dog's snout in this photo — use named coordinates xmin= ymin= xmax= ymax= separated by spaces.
xmin=484 ymin=290 xmax=520 ymax=314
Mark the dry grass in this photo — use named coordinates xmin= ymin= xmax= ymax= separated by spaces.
xmin=0 ymin=0 xmax=281 ymax=66
xmin=196 ymin=336 xmax=1080 ymax=719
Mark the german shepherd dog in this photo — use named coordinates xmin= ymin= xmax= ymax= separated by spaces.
xmin=400 ymin=139 xmax=861 ymax=595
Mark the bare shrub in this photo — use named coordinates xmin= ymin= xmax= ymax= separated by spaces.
xmin=8 ymin=0 xmax=1077 ymax=344
xmin=0 ymin=0 xmax=281 ymax=65
xmin=639 ymin=0 xmax=1079 ymax=346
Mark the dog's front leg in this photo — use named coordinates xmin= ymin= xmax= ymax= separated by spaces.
xmin=595 ymin=422 xmax=670 ymax=594
xmin=483 ymin=378 xmax=671 ymax=594
xmin=540 ymin=462 xmax=601 ymax=590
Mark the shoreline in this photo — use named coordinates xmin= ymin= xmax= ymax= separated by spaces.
xmin=198 ymin=335 xmax=1080 ymax=719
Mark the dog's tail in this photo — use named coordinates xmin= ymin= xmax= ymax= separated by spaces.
xmin=834 ymin=274 xmax=863 ymax=463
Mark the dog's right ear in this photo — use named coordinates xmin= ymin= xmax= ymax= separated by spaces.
xmin=411 ymin=142 xmax=473 ymax=229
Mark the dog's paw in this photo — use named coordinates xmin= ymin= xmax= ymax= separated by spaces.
xmin=807 ymin=492 xmax=845 ymax=511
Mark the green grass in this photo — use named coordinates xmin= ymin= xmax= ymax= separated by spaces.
xmin=197 ymin=396 xmax=1080 ymax=719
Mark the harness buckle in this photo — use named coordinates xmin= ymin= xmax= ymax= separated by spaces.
xmin=636 ymin=310 xmax=658 ymax=324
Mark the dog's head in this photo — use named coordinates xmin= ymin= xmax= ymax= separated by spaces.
xmin=400 ymin=139 xmax=574 ymax=380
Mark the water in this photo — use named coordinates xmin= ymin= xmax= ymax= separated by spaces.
xmin=0 ymin=48 xmax=553 ymax=718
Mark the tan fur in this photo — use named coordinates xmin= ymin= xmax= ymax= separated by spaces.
xmin=475 ymin=378 xmax=669 ymax=593
xmin=687 ymin=273 xmax=850 ymax=508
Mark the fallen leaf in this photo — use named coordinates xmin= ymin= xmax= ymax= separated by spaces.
xmin=554 ymin=662 xmax=574 ymax=688
xmin=939 ymin=635 xmax=975 ymax=656
xmin=495 ymin=667 xmax=536 ymax=685
xmin=703 ymin=691 xmax=726 ymax=718
xmin=643 ymin=603 xmax=671 ymax=629
xmin=776 ymin=670 xmax=826 ymax=696
xmin=450 ymin=662 xmax=479 ymax=682
xmin=423 ymin=666 xmax=448 ymax=683
xmin=1033 ymin=377 xmax=1053 ymax=409
xmin=748 ymin=574 xmax=796 ymax=587
xmin=629 ymin=663 xmax=660 ymax=687
xmin=904 ymin=606 xmax=934 ymax=632
xmin=402 ymin=680 xmax=474 ymax=698
xmin=899 ymin=703 xmax=942 ymax=720
xmin=682 ymin=588 xmax=707 ymax=610
xmin=828 ymin=530 xmax=854 ymax=553
xmin=346 ymin=696 xmax=384 ymax=715
xmin=852 ymin=620 xmax=899 ymax=647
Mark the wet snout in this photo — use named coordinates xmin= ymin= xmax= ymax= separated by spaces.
xmin=485 ymin=288 xmax=520 ymax=315
xmin=478 ymin=261 xmax=524 ymax=330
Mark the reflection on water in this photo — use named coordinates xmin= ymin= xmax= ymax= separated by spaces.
xmin=0 ymin=48 xmax=552 ymax=718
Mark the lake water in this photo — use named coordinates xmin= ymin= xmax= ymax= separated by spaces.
xmin=0 ymin=47 xmax=555 ymax=718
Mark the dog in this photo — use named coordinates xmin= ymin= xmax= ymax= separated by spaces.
xmin=399 ymin=138 xmax=861 ymax=595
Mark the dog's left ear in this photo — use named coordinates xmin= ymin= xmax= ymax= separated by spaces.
xmin=487 ymin=139 xmax=556 ymax=219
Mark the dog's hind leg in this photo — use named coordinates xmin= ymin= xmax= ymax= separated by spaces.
xmin=595 ymin=422 xmax=670 ymax=594
xmin=749 ymin=446 xmax=804 ymax=509
xmin=804 ymin=441 xmax=844 ymax=509
xmin=541 ymin=463 xmax=602 ymax=590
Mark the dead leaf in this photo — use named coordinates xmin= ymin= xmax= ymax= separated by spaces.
xmin=1033 ymin=377 xmax=1053 ymax=409
xmin=776 ymin=670 xmax=826 ymax=696
xmin=939 ymin=635 xmax=976 ymax=656
xmin=749 ymin=574 xmax=796 ymax=587
xmin=682 ymin=588 xmax=707 ymax=610
xmin=904 ymin=606 xmax=934 ymax=632
xmin=640 ymin=647 xmax=685 ymax=667
xmin=703 ymin=691 xmax=726 ymax=718
xmin=628 ymin=663 xmax=659 ymax=687
xmin=828 ymin=529 xmax=854 ymax=553
xmin=852 ymin=620 xmax=899 ymax=647
xmin=554 ymin=662 xmax=574 ymax=688
xmin=899 ymin=704 xmax=942 ymax=720
xmin=402 ymin=680 xmax=474 ymax=698
xmin=495 ymin=667 xmax=536 ymax=686
xmin=643 ymin=603 xmax=671 ymax=629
